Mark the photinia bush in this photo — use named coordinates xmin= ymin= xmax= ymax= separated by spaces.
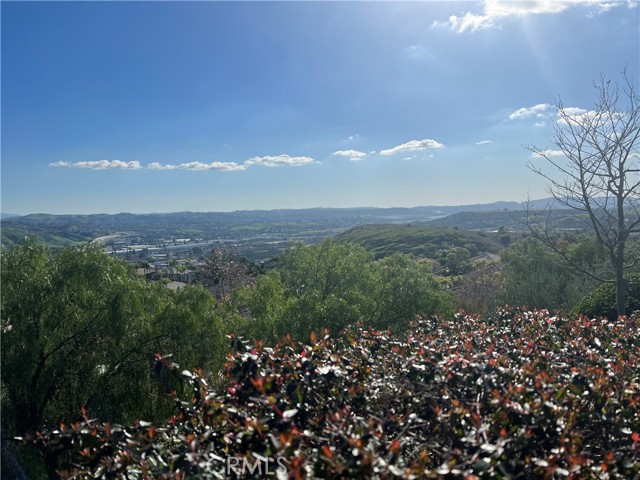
xmin=22 ymin=309 xmax=640 ymax=478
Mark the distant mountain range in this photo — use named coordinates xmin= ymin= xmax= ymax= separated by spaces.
xmin=1 ymin=198 xmax=558 ymax=221
xmin=0 ymin=198 xmax=575 ymax=249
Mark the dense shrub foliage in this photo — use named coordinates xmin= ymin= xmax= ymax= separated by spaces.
xmin=25 ymin=309 xmax=640 ymax=478
xmin=572 ymin=273 xmax=640 ymax=321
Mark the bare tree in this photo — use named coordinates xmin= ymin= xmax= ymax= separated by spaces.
xmin=527 ymin=70 xmax=640 ymax=316
xmin=197 ymin=247 xmax=251 ymax=299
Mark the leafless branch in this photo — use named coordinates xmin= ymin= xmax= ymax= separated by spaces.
xmin=524 ymin=69 xmax=640 ymax=315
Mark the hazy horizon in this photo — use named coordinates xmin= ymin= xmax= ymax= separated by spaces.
xmin=3 ymin=196 xmax=551 ymax=218
xmin=2 ymin=1 xmax=638 ymax=214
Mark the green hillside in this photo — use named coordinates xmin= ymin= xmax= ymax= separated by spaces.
xmin=335 ymin=224 xmax=503 ymax=259
xmin=1 ymin=222 xmax=93 ymax=249
xmin=426 ymin=208 xmax=589 ymax=231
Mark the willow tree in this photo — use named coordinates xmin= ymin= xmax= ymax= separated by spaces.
xmin=1 ymin=241 xmax=224 ymax=436
xmin=527 ymin=70 xmax=640 ymax=316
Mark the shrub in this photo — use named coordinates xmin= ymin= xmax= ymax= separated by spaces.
xmin=24 ymin=309 xmax=640 ymax=478
xmin=572 ymin=272 xmax=640 ymax=320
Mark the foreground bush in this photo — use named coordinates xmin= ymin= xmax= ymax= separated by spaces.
xmin=23 ymin=309 xmax=640 ymax=478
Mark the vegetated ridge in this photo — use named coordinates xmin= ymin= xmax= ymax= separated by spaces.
xmin=427 ymin=208 xmax=590 ymax=231
xmin=336 ymin=224 xmax=503 ymax=259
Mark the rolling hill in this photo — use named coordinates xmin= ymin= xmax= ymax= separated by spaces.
xmin=335 ymin=224 xmax=503 ymax=259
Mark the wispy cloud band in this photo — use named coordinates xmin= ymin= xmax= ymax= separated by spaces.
xmin=49 ymin=160 xmax=142 ymax=170
xmin=148 ymin=161 xmax=246 ymax=171
xmin=50 ymin=154 xmax=317 ymax=172
xmin=244 ymin=154 xmax=316 ymax=168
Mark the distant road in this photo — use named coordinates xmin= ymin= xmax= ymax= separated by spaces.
xmin=92 ymin=234 xmax=122 ymax=244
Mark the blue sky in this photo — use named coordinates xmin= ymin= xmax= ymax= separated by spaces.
xmin=2 ymin=1 xmax=638 ymax=214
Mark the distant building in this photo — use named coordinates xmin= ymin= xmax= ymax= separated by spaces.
xmin=470 ymin=252 xmax=502 ymax=270
xmin=135 ymin=267 xmax=161 ymax=281
xmin=166 ymin=266 xmax=195 ymax=283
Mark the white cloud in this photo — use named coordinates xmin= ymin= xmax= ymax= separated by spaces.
xmin=51 ymin=155 xmax=320 ymax=172
xmin=476 ymin=139 xmax=492 ymax=145
xmin=53 ymin=156 xmax=316 ymax=172
xmin=532 ymin=149 xmax=565 ymax=158
xmin=147 ymin=162 xmax=177 ymax=170
xmin=508 ymin=103 xmax=550 ymax=120
xmin=447 ymin=0 xmax=637 ymax=33
xmin=49 ymin=160 xmax=142 ymax=170
xmin=557 ymin=106 xmax=599 ymax=125
xmin=244 ymin=154 xmax=316 ymax=168
xmin=380 ymin=139 xmax=444 ymax=156
xmin=561 ymin=107 xmax=590 ymax=116
xmin=332 ymin=150 xmax=367 ymax=162
xmin=535 ymin=121 xmax=546 ymax=128
xmin=180 ymin=161 xmax=246 ymax=171
xmin=149 ymin=161 xmax=246 ymax=171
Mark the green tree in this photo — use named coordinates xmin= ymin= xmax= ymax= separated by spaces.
xmin=241 ymin=240 xmax=452 ymax=341
xmin=230 ymin=270 xmax=289 ymax=341
xmin=437 ymin=246 xmax=471 ymax=275
xmin=368 ymin=253 xmax=453 ymax=330
xmin=1 ymin=241 xmax=224 ymax=436
xmin=275 ymin=240 xmax=376 ymax=338
xmin=2 ymin=242 xmax=138 ymax=433
xmin=155 ymin=285 xmax=225 ymax=372
xmin=500 ymin=237 xmax=604 ymax=311
xmin=501 ymin=238 xmax=572 ymax=310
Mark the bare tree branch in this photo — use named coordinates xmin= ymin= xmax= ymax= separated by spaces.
xmin=525 ymin=69 xmax=640 ymax=316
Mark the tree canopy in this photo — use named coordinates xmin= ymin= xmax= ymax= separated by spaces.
xmin=1 ymin=241 xmax=224 ymax=437
xmin=235 ymin=239 xmax=453 ymax=342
